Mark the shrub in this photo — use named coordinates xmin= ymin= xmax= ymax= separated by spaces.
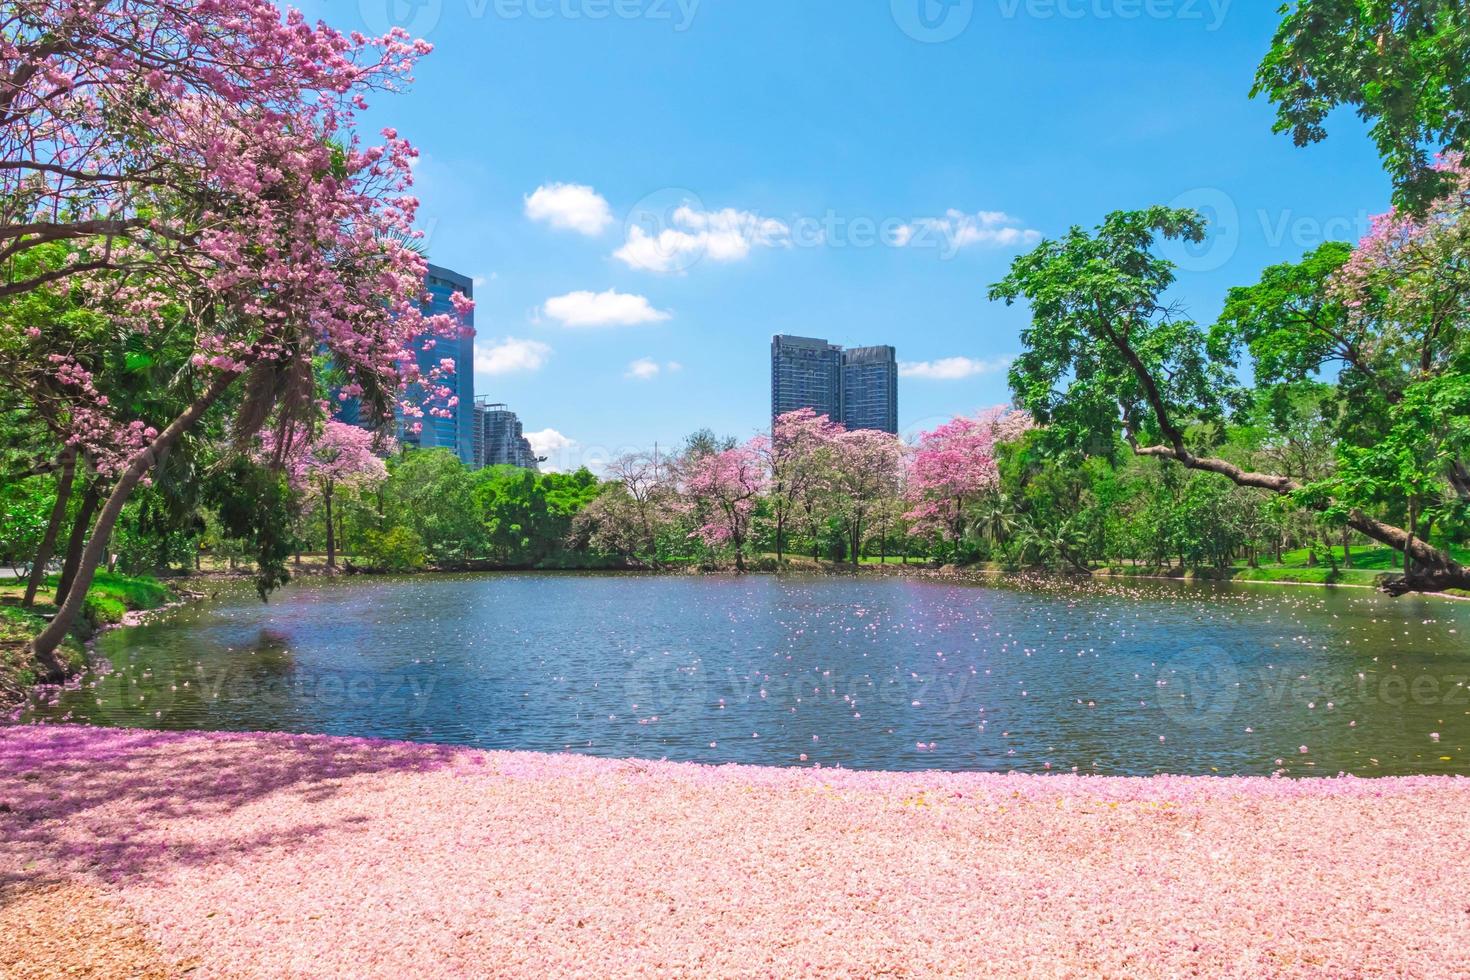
xmin=362 ymin=526 xmax=427 ymax=572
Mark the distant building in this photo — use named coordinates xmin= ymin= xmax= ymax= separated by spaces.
xmin=770 ymin=335 xmax=898 ymax=434
xmin=332 ymin=263 xmax=476 ymax=459
xmin=840 ymin=345 xmax=898 ymax=434
xmin=473 ymin=399 xmax=540 ymax=470
xmin=771 ymin=335 xmax=842 ymax=422
xmin=396 ymin=264 xmax=476 ymax=465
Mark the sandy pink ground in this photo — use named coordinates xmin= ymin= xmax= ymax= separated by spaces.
xmin=2 ymin=726 xmax=1468 ymax=978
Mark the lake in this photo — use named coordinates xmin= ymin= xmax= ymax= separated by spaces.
xmin=19 ymin=572 xmax=1470 ymax=776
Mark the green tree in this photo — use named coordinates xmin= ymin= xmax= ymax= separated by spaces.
xmin=362 ymin=526 xmax=427 ymax=572
xmin=991 ymin=206 xmax=1470 ymax=592
xmin=382 ymin=450 xmax=483 ymax=562
xmin=1254 ymin=0 xmax=1470 ymax=212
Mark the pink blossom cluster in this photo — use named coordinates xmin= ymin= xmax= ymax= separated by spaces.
xmin=682 ymin=442 xmax=767 ymax=552
xmin=905 ymin=407 xmax=1034 ymax=540
xmin=1329 ymin=154 xmax=1470 ymax=330
xmin=259 ymin=419 xmax=393 ymax=498
xmin=1 ymin=0 xmax=472 ymax=459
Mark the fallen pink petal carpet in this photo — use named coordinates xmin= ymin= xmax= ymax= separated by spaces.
xmin=1 ymin=726 xmax=1467 ymax=978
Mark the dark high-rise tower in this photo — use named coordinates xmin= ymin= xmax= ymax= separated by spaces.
xmin=771 ymin=335 xmax=842 ymax=423
xmin=840 ymin=345 xmax=898 ymax=434
xmin=770 ymin=335 xmax=898 ymax=434
xmin=473 ymin=399 xmax=540 ymax=470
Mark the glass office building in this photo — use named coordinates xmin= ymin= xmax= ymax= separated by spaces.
xmin=771 ymin=335 xmax=843 ymax=422
xmin=839 ymin=345 xmax=899 ymax=434
xmin=473 ymin=399 xmax=540 ymax=470
xmin=770 ymin=335 xmax=898 ymax=434
xmin=397 ymin=264 xmax=476 ymax=465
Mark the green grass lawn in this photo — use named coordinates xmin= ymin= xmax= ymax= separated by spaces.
xmin=0 ymin=571 xmax=172 ymax=626
xmin=1251 ymin=544 xmax=1470 ymax=572
xmin=847 ymin=543 xmax=1470 ymax=591
xmin=0 ymin=572 xmax=174 ymax=699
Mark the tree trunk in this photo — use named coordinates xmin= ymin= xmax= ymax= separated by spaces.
xmin=1404 ymin=501 xmax=1417 ymax=578
xmin=324 ymin=482 xmax=337 ymax=570
xmin=28 ymin=371 xmax=239 ymax=672
xmin=1342 ymin=527 xmax=1352 ymax=569
xmin=1134 ymin=444 xmax=1470 ymax=592
xmin=23 ymin=448 xmax=76 ymax=608
xmin=1103 ymin=314 xmax=1465 ymax=590
xmin=54 ymin=478 xmax=102 ymax=606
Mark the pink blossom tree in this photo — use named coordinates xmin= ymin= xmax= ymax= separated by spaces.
xmin=0 ymin=0 xmax=430 ymax=294
xmin=10 ymin=1 xmax=465 ymax=668
xmin=906 ymin=408 xmax=1033 ymax=550
xmin=682 ymin=441 xmax=767 ymax=572
xmin=830 ymin=428 xmax=905 ymax=566
xmin=268 ymin=421 xmax=394 ymax=570
xmin=762 ymin=409 xmax=842 ymax=562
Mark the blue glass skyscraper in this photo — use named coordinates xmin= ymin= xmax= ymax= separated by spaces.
xmin=398 ymin=264 xmax=476 ymax=465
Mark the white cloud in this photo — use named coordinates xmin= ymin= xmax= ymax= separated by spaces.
xmin=614 ymin=205 xmax=790 ymax=273
xmin=624 ymin=358 xmax=682 ymax=381
xmin=525 ymin=428 xmax=575 ymax=455
xmin=542 ymin=289 xmax=672 ymax=328
xmin=524 ymin=183 xmax=613 ymax=236
xmin=895 ymin=210 xmax=1041 ymax=254
xmin=625 ymin=357 xmax=661 ymax=381
xmin=524 ymin=428 xmax=578 ymax=473
xmin=476 ymin=337 xmax=552 ymax=375
xmin=898 ymin=356 xmax=1014 ymax=380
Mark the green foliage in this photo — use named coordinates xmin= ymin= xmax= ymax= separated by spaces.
xmin=1211 ymin=243 xmax=1357 ymax=390
xmin=382 ymin=449 xmax=484 ymax=561
xmin=1253 ymin=0 xmax=1470 ymax=212
xmin=990 ymin=207 xmax=1232 ymax=459
xmin=205 ymin=457 xmax=300 ymax=600
xmin=472 ymin=464 xmax=602 ymax=566
xmin=361 ymin=526 xmax=426 ymax=572
xmin=0 ymin=475 xmax=51 ymax=573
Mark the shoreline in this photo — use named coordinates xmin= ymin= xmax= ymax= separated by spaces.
xmin=3 ymin=725 xmax=1467 ymax=978
xmin=177 ymin=556 xmax=1470 ymax=601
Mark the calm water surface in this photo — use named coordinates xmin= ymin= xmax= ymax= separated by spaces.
xmin=20 ymin=573 xmax=1470 ymax=776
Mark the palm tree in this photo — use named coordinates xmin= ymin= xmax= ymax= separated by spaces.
xmin=970 ymin=495 xmax=1017 ymax=552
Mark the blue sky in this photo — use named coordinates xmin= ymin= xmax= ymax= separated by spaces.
xmin=301 ymin=0 xmax=1389 ymax=471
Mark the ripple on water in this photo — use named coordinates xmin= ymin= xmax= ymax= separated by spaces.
xmin=18 ymin=573 xmax=1470 ymax=777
